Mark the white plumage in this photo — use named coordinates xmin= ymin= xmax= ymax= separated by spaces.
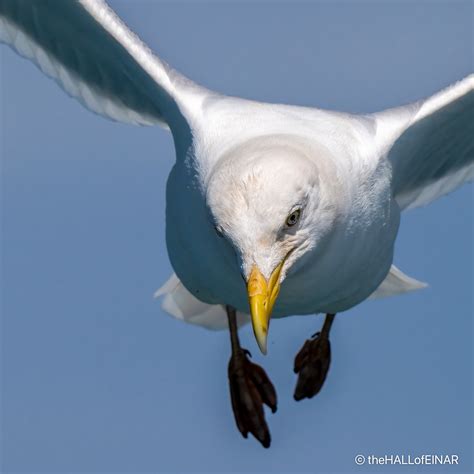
xmin=1 ymin=1 xmax=472 ymax=333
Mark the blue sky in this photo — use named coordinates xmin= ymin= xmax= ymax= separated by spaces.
xmin=1 ymin=1 xmax=472 ymax=473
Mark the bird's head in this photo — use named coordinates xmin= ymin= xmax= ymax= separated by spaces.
xmin=206 ymin=135 xmax=340 ymax=353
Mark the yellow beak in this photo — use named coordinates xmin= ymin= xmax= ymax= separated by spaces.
xmin=247 ymin=261 xmax=285 ymax=354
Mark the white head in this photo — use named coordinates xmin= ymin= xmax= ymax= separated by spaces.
xmin=206 ymin=135 xmax=339 ymax=353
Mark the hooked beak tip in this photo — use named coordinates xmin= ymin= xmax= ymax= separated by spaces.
xmin=255 ymin=328 xmax=268 ymax=355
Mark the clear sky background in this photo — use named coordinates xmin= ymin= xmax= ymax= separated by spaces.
xmin=1 ymin=1 xmax=472 ymax=473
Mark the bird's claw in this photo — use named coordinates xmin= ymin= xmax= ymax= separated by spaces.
xmin=228 ymin=348 xmax=277 ymax=448
xmin=293 ymin=332 xmax=331 ymax=401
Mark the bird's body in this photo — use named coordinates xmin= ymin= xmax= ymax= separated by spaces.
xmin=167 ymin=99 xmax=399 ymax=317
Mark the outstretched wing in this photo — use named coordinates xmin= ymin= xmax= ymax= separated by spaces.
xmin=0 ymin=0 xmax=209 ymax=129
xmin=372 ymin=75 xmax=473 ymax=210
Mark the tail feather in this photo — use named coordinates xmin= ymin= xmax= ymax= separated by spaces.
xmin=154 ymin=274 xmax=249 ymax=330
xmin=370 ymin=265 xmax=427 ymax=299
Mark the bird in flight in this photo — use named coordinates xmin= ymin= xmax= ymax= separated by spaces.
xmin=1 ymin=0 xmax=472 ymax=448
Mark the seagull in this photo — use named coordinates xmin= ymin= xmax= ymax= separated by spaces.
xmin=1 ymin=0 xmax=472 ymax=448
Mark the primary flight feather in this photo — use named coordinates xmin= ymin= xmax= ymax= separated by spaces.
xmin=1 ymin=0 xmax=472 ymax=448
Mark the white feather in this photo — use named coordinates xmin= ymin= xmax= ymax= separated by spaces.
xmin=370 ymin=265 xmax=427 ymax=299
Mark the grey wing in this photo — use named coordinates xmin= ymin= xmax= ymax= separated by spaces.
xmin=0 ymin=0 xmax=209 ymax=129
xmin=372 ymin=75 xmax=473 ymax=210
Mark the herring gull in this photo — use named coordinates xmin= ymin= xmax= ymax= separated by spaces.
xmin=1 ymin=0 xmax=472 ymax=448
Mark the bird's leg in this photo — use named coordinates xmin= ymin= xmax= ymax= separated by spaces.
xmin=226 ymin=305 xmax=277 ymax=448
xmin=293 ymin=313 xmax=336 ymax=401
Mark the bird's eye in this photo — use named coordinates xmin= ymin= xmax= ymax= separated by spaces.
xmin=214 ymin=225 xmax=224 ymax=237
xmin=286 ymin=209 xmax=301 ymax=227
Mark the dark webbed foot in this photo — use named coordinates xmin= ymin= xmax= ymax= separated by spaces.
xmin=226 ymin=304 xmax=276 ymax=448
xmin=293 ymin=313 xmax=335 ymax=401
xmin=228 ymin=348 xmax=277 ymax=448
